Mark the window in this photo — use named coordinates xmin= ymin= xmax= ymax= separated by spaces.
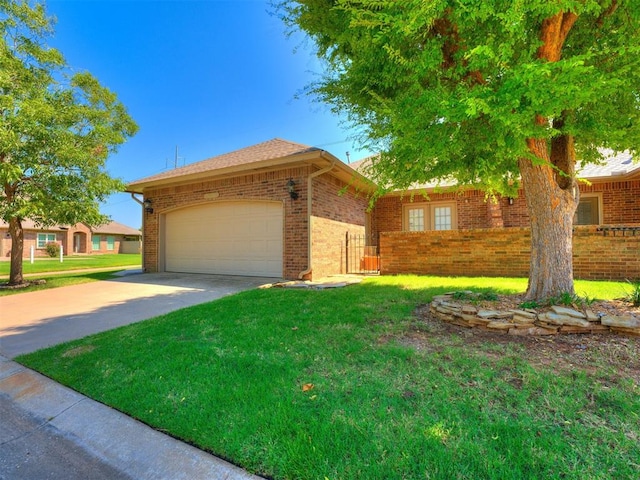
xmin=106 ymin=236 xmax=115 ymax=251
xmin=37 ymin=233 xmax=56 ymax=248
xmin=403 ymin=202 xmax=457 ymax=231
xmin=433 ymin=206 xmax=453 ymax=230
xmin=407 ymin=208 xmax=425 ymax=231
xmin=574 ymin=195 xmax=602 ymax=225
xmin=92 ymin=236 xmax=101 ymax=250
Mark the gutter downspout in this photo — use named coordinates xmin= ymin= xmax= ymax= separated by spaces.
xmin=130 ymin=193 xmax=145 ymax=272
xmin=298 ymin=159 xmax=335 ymax=279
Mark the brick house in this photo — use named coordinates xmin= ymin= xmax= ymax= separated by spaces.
xmin=0 ymin=220 xmax=141 ymax=258
xmin=126 ymin=139 xmax=372 ymax=280
xmin=129 ymin=139 xmax=639 ymax=281
xmin=358 ymin=151 xmax=640 ymax=281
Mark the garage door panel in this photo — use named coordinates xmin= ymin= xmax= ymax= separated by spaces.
xmin=165 ymin=202 xmax=283 ymax=277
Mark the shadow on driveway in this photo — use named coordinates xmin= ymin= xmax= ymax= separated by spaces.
xmin=0 ymin=272 xmax=277 ymax=359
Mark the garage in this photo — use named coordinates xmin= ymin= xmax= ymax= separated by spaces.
xmin=164 ymin=201 xmax=283 ymax=277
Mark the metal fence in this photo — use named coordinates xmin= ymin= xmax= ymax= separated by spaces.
xmin=345 ymin=233 xmax=380 ymax=274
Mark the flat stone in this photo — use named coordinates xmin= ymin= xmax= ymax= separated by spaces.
xmin=440 ymin=301 xmax=461 ymax=308
xmin=436 ymin=305 xmax=460 ymax=315
xmin=486 ymin=321 xmax=514 ymax=330
xmin=601 ymin=315 xmax=640 ymax=328
xmin=455 ymin=313 xmax=482 ymax=322
xmin=609 ymin=326 xmax=640 ymax=337
xmin=461 ymin=306 xmax=478 ymax=314
xmin=468 ymin=317 xmax=492 ymax=326
xmin=508 ymin=309 xmax=537 ymax=319
xmin=584 ymin=309 xmax=600 ymax=322
xmin=538 ymin=312 xmax=591 ymax=327
xmin=550 ymin=306 xmax=586 ymax=319
xmin=512 ymin=314 xmax=537 ymax=325
xmin=477 ymin=310 xmax=505 ymax=319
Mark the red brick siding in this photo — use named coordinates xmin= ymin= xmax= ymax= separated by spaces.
xmin=141 ymin=166 xmax=366 ymax=280
xmin=0 ymin=224 xmax=93 ymax=258
xmin=311 ymin=217 xmax=365 ymax=279
xmin=143 ymin=167 xmax=310 ymax=278
xmin=380 ymin=225 xmax=640 ymax=281
xmin=373 ymin=179 xmax=640 ymax=232
xmin=310 ymin=174 xmax=368 ymax=279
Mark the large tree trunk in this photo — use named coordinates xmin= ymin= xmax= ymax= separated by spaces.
xmin=519 ymin=11 xmax=580 ymax=301
xmin=519 ymin=155 xmax=578 ymax=301
xmin=8 ymin=217 xmax=25 ymax=286
xmin=520 ymin=134 xmax=579 ymax=301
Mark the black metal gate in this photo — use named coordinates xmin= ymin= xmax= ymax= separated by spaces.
xmin=345 ymin=233 xmax=380 ymax=274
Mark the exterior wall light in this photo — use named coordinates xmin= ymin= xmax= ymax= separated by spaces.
xmin=143 ymin=198 xmax=154 ymax=214
xmin=508 ymin=197 xmax=514 ymax=205
xmin=287 ymin=179 xmax=299 ymax=200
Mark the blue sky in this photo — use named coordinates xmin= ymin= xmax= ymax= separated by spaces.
xmin=46 ymin=0 xmax=370 ymax=229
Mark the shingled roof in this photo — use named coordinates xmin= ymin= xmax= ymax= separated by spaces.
xmin=127 ymin=138 xmax=322 ymax=192
xmin=349 ymin=150 xmax=639 ymax=192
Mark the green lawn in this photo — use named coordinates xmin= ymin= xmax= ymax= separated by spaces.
xmin=17 ymin=276 xmax=639 ymax=479
xmin=0 ymin=253 xmax=141 ymax=276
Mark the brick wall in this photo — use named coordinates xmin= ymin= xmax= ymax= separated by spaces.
xmin=141 ymin=166 xmax=367 ymax=280
xmin=143 ymin=166 xmax=310 ymax=278
xmin=373 ymin=179 xmax=640 ymax=233
xmin=0 ymin=224 xmax=92 ymax=258
xmin=380 ymin=225 xmax=640 ymax=281
xmin=310 ymin=174 xmax=368 ymax=279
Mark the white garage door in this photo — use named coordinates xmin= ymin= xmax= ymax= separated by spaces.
xmin=164 ymin=201 xmax=283 ymax=277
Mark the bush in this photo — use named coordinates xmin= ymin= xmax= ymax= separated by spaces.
xmin=45 ymin=242 xmax=60 ymax=258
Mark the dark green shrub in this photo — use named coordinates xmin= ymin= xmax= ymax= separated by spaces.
xmin=45 ymin=242 xmax=60 ymax=258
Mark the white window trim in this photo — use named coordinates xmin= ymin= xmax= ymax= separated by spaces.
xmin=402 ymin=201 xmax=458 ymax=231
xmin=575 ymin=193 xmax=603 ymax=225
xmin=37 ymin=233 xmax=57 ymax=249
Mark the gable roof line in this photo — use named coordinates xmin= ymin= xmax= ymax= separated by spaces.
xmin=126 ymin=138 xmax=375 ymax=193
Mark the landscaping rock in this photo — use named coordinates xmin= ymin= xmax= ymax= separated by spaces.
xmin=538 ymin=312 xmax=591 ymax=327
xmin=601 ymin=315 xmax=640 ymax=328
xmin=550 ymin=306 xmax=586 ymax=319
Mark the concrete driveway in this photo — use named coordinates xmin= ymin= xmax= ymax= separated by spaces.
xmin=0 ymin=272 xmax=277 ymax=359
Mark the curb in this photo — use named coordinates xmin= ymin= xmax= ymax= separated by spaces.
xmin=0 ymin=355 xmax=264 ymax=480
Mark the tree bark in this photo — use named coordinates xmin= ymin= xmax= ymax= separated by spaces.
xmin=8 ymin=217 xmax=24 ymax=286
xmin=519 ymin=147 xmax=577 ymax=301
xmin=520 ymin=11 xmax=580 ymax=301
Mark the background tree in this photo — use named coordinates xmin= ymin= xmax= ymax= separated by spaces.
xmin=0 ymin=0 xmax=138 ymax=285
xmin=278 ymin=0 xmax=640 ymax=300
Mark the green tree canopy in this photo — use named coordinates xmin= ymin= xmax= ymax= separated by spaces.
xmin=278 ymin=0 xmax=640 ymax=300
xmin=1 ymin=0 xmax=138 ymax=284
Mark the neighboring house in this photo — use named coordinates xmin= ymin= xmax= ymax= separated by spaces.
xmin=90 ymin=221 xmax=142 ymax=254
xmin=0 ymin=220 xmax=142 ymax=258
xmin=128 ymin=138 xmax=640 ymax=281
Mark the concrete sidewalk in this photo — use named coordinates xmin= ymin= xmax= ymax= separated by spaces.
xmin=0 ymin=355 xmax=264 ymax=479
xmin=0 ymin=272 xmax=275 ymax=479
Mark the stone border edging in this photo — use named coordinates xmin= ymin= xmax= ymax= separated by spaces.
xmin=430 ymin=293 xmax=640 ymax=337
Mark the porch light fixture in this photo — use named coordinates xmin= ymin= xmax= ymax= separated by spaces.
xmin=287 ymin=178 xmax=299 ymax=200
xmin=507 ymin=197 xmax=514 ymax=205
xmin=143 ymin=198 xmax=154 ymax=214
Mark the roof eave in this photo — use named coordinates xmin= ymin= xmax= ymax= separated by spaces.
xmin=125 ymin=150 xmax=328 ymax=194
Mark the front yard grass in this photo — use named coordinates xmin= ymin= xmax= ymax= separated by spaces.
xmin=0 ymin=253 xmax=141 ymax=276
xmin=17 ymin=275 xmax=639 ymax=479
